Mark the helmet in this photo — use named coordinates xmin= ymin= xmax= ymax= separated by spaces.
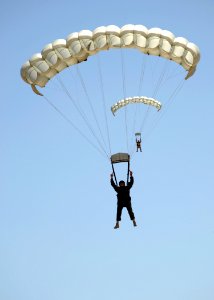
xmin=119 ymin=180 xmax=125 ymax=186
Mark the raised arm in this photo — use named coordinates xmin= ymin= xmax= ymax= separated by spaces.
xmin=127 ymin=171 xmax=134 ymax=189
xmin=110 ymin=174 xmax=119 ymax=192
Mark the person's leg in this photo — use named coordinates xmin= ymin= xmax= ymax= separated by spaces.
xmin=126 ymin=202 xmax=137 ymax=226
xmin=115 ymin=205 xmax=123 ymax=229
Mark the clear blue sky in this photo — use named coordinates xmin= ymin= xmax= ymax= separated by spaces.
xmin=1 ymin=1 xmax=214 ymax=299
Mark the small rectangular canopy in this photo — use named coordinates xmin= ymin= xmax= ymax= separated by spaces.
xmin=111 ymin=153 xmax=130 ymax=164
xmin=135 ymin=132 xmax=141 ymax=136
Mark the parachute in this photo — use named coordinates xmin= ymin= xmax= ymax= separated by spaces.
xmin=21 ymin=24 xmax=200 ymax=177
xmin=21 ymin=24 xmax=200 ymax=95
xmin=135 ymin=133 xmax=141 ymax=137
xmin=111 ymin=96 xmax=161 ymax=115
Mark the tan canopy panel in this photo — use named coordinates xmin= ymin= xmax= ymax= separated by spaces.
xmin=20 ymin=24 xmax=200 ymax=94
xmin=111 ymin=96 xmax=162 ymax=115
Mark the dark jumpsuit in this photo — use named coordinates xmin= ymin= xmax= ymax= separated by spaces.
xmin=111 ymin=176 xmax=135 ymax=221
xmin=136 ymin=139 xmax=142 ymax=152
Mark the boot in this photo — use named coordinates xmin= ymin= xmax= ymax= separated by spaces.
xmin=133 ymin=219 xmax=137 ymax=227
xmin=114 ymin=222 xmax=119 ymax=229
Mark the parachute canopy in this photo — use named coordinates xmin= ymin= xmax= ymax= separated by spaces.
xmin=111 ymin=96 xmax=161 ymax=115
xmin=21 ymin=24 xmax=200 ymax=94
xmin=135 ymin=133 xmax=141 ymax=137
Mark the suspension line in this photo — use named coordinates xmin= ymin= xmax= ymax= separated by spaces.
xmin=43 ymin=95 xmax=109 ymax=160
xmin=75 ymin=65 xmax=109 ymax=154
xmin=96 ymin=54 xmax=112 ymax=156
xmin=57 ymin=76 xmax=109 ymax=158
xmin=120 ymin=49 xmax=129 ymax=153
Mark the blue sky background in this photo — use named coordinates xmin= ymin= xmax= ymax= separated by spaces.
xmin=1 ymin=1 xmax=214 ymax=299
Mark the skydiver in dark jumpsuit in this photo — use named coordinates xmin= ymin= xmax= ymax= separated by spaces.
xmin=110 ymin=171 xmax=137 ymax=229
xmin=136 ymin=138 xmax=142 ymax=152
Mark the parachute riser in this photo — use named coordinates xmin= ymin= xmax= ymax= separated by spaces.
xmin=111 ymin=162 xmax=118 ymax=186
xmin=110 ymin=153 xmax=130 ymax=187
xmin=127 ymin=159 xmax=130 ymax=185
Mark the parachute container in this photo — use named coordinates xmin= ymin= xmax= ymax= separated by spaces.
xmin=111 ymin=153 xmax=130 ymax=164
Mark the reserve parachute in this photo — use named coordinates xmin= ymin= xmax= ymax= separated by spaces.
xmin=111 ymin=96 xmax=161 ymax=115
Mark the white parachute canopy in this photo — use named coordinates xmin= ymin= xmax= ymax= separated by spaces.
xmin=111 ymin=96 xmax=162 ymax=115
xmin=21 ymin=24 xmax=200 ymax=94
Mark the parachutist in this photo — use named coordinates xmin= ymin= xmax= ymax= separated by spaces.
xmin=136 ymin=138 xmax=142 ymax=152
xmin=110 ymin=171 xmax=137 ymax=229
